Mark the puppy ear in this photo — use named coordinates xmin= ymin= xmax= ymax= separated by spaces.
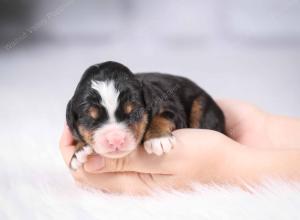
xmin=66 ymin=99 xmax=81 ymax=141
xmin=140 ymin=82 xmax=160 ymax=117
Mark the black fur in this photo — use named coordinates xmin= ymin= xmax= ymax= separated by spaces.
xmin=136 ymin=73 xmax=225 ymax=133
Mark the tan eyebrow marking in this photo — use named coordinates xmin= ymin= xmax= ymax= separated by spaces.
xmin=124 ymin=101 xmax=134 ymax=114
xmin=88 ymin=106 xmax=100 ymax=119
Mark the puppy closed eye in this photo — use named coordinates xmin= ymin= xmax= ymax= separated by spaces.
xmin=160 ymin=110 xmax=175 ymax=120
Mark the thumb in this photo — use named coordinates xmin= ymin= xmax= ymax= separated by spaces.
xmin=84 ymin=146 xmax=174 ymax=175
xmin=59 ymin=123 xmax=77 ymax=166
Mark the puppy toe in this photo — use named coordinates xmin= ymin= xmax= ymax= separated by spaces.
xmin=144 ymin=136 xmax=175 ymax=156
xmin=160 ymin=136 xmax=173 ymax=153
xmin=70 ymin=157 xmax=82 ymax=171
xmin=75 ymin=150 xmax=88 ymax=163
xmin=70 ymin=146 xmax=93 ymax=170
xmin=83 ymin=145 xmax=93 ymax=154
xmin=144 ymin=140 xmax=153 ymax=154
xmin=169 ymin=135 xmax=176 ymax=146
xmin=151 ymin=139 xmax=164 ymax=156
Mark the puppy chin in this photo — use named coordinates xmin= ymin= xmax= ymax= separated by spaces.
xmin=102 ymin=150 xmax=134 ymax=159
xmin=93 ymin=145 xmax=137 ymax=159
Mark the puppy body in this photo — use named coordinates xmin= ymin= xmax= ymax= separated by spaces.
xmin=137 ymin=73 xmax=225 ymax=132
xmin=66 ymin=61 xmax=225 ymax=170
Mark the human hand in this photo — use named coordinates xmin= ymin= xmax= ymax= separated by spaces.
xmin=217 ymin=99 xmax=271 ymax=148
xmin=218 ymin=99 xmax=300 ymax=149
xmin=59 ymin=99 xmax=300 ymax=194
xmin=60 ymin=124 xmax=242 ymax=194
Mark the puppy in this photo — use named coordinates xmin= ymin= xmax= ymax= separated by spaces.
xmin=66 ymin=61 xmax=225 ymax=170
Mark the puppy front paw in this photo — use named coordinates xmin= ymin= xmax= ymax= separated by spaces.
xmin=144 ymin=136 xmax=175 ymax=156
xmin=69 ymin=145 xmax=93 ymax=171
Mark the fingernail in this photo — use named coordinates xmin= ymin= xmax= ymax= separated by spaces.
xmin=85 ymin=155 xmax=104 ymax=171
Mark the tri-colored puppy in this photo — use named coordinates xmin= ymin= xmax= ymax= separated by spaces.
xmin=66 ymin=61 xmax=225 ymax=170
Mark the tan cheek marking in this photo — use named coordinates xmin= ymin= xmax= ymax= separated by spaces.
xmin=124 ymin=102 xmax=134 ymax=114
xmin=144 ymin=115 xmax=175 ymax=140
xmin=88 ymin=106 xmax=100 ymax=119
xmin=75 ymin=141 xmax=86 ymax=152
xmin=189 ymin=97 xmax=203 ymax=128
xmin=78 ymin=125 xmax=94 ymax=145
xmin=128 ymin=113 xmax=148 ymax=144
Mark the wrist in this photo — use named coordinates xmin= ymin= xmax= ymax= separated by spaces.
xmin=211 ymin=137 xmax=246 ymax=185
xmin=267 ymin=115 xmax=300 ymax=148
xmin=220 ymin=146 xmax=268 ymax=186
xmin=224 ymin=147 xmax=300 ymax=186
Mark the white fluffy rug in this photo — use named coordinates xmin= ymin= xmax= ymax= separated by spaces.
xmin=1 ymin=160 xmax=300 ymax=220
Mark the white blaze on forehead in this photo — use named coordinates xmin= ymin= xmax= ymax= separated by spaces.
xmin=91 ymin=80 xmax=119 ymax=123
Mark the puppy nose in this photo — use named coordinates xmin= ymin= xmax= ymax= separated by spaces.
xmin=105 ymin=131 xmax=126 ymax=150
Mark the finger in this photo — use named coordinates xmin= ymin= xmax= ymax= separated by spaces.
xmin=59 ymin=123 xmax=75 ymax=146
xmin=83 ymin=129 xmax=222 ymax=175
xmin=84 ymin=146 xmax=173 ymax=174
xmin=75 ymin=167 xmax=191 ymax=195
xmin=73 ymin=169 xmax=153 ymax=195
xmin=216 ymin=99 xmax=262 ymax=124
xmin=216 ymin=99 xmax=265 ymax=139
xmin=217 ymin=99 xmax=251 ymax=135
xmin=84 ymin=154 xmax=105 ymax=172
xmin=59 ymin=123 xmax=77 ymax=166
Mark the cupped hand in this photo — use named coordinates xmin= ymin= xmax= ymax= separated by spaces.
xmin=60 ymin=125 xmax=242 ymax=194
xmin=218 ymin=99 xmax=300 ymax=149
xmin=217 ymin=99 xmax=272 ymax=148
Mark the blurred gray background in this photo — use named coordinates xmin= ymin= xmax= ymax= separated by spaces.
xmin=0 ymin=0 xmax=300 ymax=148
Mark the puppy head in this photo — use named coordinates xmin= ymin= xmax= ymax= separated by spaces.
xmin=67 ymin=61 xmax=148 ymax=158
